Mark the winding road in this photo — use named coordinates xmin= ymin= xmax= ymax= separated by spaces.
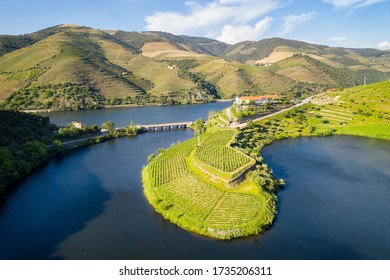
xmin=229 ymin=96 xmax=314 ymax=129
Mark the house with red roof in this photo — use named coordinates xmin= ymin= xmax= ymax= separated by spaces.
xmin=235 ymin=95 xmax=281 ymax=106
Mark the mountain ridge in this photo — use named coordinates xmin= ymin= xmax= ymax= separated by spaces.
xmin=0 ymin=24 xmax=389 ymax=111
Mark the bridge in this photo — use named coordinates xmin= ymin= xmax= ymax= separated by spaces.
xmin=141 ymin=121 xmax=193 ymax=132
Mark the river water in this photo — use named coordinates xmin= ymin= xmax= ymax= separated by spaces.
xmin=38 ymin=102 xmax=233 ymax=127
xmin=1 ymin=103 xmax=389 ymax=259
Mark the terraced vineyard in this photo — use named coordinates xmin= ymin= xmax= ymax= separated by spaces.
xmin=195 ymin=146 xmax=252 ymax=173
xmin=202 ymin=130 xmax=236 ymax=145
xmin=148 ymin=155 xmax=188 ymax=187
xmin=206 ymin=192 xmax=260 ymax=226
xmin=318 ymin=106 xmax=353 ymax=124
xmin=142 ymin=128 xmax=277 ymax=239
xmin=159 ymin=175 xmax=224 ymax=221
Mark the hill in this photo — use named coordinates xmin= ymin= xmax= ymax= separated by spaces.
xmin=0 ymin=25 xmax=216 ymax=111
xmin=223 ymin=38 xmax=390 ymax=84
xmin=0 ymin=25 xmax=389 ymax=111
xmin=0 ymin=25 xmax=63 ymax=57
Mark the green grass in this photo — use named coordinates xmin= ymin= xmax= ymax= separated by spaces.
xmin=340 ymin=123 xmax=390 ymax=139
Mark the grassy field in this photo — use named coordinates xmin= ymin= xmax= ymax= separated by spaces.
xmin=142 ymin=128 xmax=278 ymax=240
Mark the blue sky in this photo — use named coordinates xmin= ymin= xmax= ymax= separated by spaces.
xmin=0 ymin=0 xmax=389 ymax=49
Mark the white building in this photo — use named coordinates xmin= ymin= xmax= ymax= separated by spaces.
xmin=235 ymin=95 xmax=281 ymax=105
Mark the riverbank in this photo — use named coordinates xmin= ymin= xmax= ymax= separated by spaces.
xmin=22 ymin=100 xmax=220 ymax=113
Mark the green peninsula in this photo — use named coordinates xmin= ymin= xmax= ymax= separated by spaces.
xmin=142 ymin=128 xmax=281 ymax=239
xmin=142 ymin=81 xmax=390 ymax=240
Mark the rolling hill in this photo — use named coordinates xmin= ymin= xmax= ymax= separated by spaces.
xmin=0 ymin=25 xmax=389 ymax=111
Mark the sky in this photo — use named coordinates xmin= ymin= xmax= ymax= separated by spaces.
xmin=0 ymin=0 xmax=389 ymax=49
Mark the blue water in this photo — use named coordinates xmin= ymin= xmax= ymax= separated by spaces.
xmin=1 ymin=103 xmax=390 ymax=259
xmin=260 ymin=136 xmax=390 ymax=259
xmin=39 ymin=101 xmax=233 ymax=127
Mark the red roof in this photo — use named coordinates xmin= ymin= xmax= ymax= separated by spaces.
xmin=239 ymin=95 xmax=280 ymax=101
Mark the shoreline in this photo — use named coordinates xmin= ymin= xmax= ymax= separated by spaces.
xmin=21 ymin=100 xmax=226 ymax=113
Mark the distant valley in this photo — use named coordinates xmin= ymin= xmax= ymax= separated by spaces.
xmin=0 ymin=24 xmax=389 ymax=111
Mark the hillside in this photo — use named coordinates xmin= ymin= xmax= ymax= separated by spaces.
xmin=1 ymin=25 xmax=389 ymax=111
xmin=0 ymin=25 xmax=214 ymax=111
xmin=0 ymin=25 xmax=63 ymax=57
xmin=0 ymin=110 xmax=55 ymax=192
xmin=232 ymin=81 xmax=390 ymax=147
xmin=224 ymin=38 xmax=390 ymax=83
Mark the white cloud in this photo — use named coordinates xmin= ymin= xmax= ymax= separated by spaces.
xmin=217 ymin=17 xmax=273 ymax=44
xmin=378 ymin=41 xmax=390 ymax=49
xmin=322 ymin=0 xmax=388 ymax=9
xmin=145 ymin=0 xmax=282 ymax=39
xmin=328 ymin=36 xmax=347 ymax=41
xmin=280 ymin=12 xmax=316 ymax=35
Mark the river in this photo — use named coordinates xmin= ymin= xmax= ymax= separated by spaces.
xmin=38 ymin=102 xmax=233 ymax=127
xmin=1 ymin=103 xmax=389 ymax=259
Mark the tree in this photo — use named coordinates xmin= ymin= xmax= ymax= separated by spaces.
xmin=21 ymin=140 xmax=47 ymax=171
xmin=0 ymin=148 xmax=19 ymax=192
xmin=102 ymin=121 xmax=115 ymax=133
xmin=193 ymin=118 xmax=205 ymax=146
xmin=52 ymin=140 xmax=66 ymax=155
xmin=124 ymin=121 xmax=138 ymax=135
xmin=147 ymin=153 xmax=156 ymax=163
xmin=247 ymin=120 xmax=255 ymax=129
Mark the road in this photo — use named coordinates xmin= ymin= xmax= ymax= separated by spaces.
xmin=46 ymin=134 xmax=104 ymax=149
xmin=225 ymin=106 xmax=233 ymax=122
xmin=47 ymin=97 xmax=314 ymax=149
xmin=229 ymin=96 xmax=313 ymax=129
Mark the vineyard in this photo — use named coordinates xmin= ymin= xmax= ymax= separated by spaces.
xmin=159 ymin=175 xmax=224 ymax=221
xmin=148 ymin=155 xmax=188 ymax=187
xmin=201 ymin=130 xmax=236 ymax=146
xmin=195 ymin=146 xmax=252 ymax=173
xmin=142 ymin=127 xmax=277 ymax=239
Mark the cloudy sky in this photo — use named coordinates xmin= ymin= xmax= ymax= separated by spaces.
xmin=1 ymin=0 xmax=389 ymax=49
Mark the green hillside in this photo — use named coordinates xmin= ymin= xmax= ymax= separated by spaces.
xmin=0 ymin=25 xmax=62 ymax=57
xmin=233 ymin=81 xmax=390 ymax=152
xmin=0 ymin=110 xmax=55 ymax=192
xmin=223 ymin=38 xmax=390 ymax=83
xmin=0 ymin=25 xmax=213 ymax=111
xmin=1 ymin=25 xmax=389 ymax=111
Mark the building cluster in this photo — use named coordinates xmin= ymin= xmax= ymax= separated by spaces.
xmin=168 ymin=65 xmax=179 ymax=70
xmin=72 ymin=121 xmax=83 ymax=129
xmin=235 ymin=95 xmax=281 ymax=106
